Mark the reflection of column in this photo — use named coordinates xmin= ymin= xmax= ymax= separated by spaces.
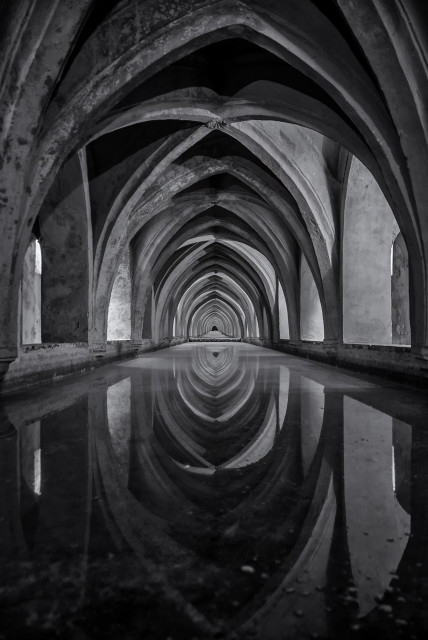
xmin=300 ymin=376 xmax=325 ymax=475
xmin=0 ymin=421 xmax=28 ymax=561
xmin=322 ymin=389 xmax=357 ymax=633
xmin=35 ymin=399 xmax=91 ymax=558
xmin=378 ymin=428 xmax=428 ymax=624
xmin=20 ymin=421 xmax=41 ymax=552
xmin=107 ymin=378 xmax=131 ymax=486
xmin=20 ymin=421 xmax=41 ymax=495
xmin=128 ymin=371 xmax=158 ymax=505
xmin=395 ymin=427 xmax=428 ymax=580
xmin=241 ymin=386 xmax=338 ymax=640
xmin=393 ymin=418 xmax=412 ymax=514
xmin=279 ymin=370 xmax=303 ymax=482
xmin=277 ymin=365 xmax=290 ymax=430
xmin=343 ymin=396 xmax=410 ymax=616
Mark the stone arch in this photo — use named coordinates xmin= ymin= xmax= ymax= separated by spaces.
xmin=3 ymin=0 xmax=427 ymax=365
xmin=130 ymin=207 xmax=299 ymax=346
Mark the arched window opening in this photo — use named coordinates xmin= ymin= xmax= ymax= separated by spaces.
xmin=391 ymin=234 xmax=411 ymax=345
xmin=107 ymin=248 xmax=132 ymax=340
xmin=21 ymin=238 xmax=42 ymax=344
xmin=300 ymin=254 xmax=324 ymax=341
xmin=343 ymin=157 xmax=402 ymax=345
xmin=212 ymin=325 xmax=218 ymax=331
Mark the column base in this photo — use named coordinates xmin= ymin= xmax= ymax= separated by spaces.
xmin=323 ymin=339 xmax=340 ymax=357
xmin=90 ymin=343 xmax=106 ymax=358
xmin=412 ymin=346 xmax=428 ymax=367
xmin=0 ymin=352 xmax=17 ymax=384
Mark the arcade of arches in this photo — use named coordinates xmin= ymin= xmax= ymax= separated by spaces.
xmin=3 ymin=3 xmax=428 ymax=639
xmin=1 ymin=0 xmax=428 ymax=391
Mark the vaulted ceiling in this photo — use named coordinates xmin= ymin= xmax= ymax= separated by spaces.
xmin=1 ymin=0 xmax=428 ymax=361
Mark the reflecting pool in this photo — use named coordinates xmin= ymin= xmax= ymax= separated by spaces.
xmin=1 ymin=343 xmax=428 ymax=639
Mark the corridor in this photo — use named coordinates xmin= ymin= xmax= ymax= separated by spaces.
xmin=1 ymin=343 xmax=427 ymax=639
xmin=2 ymin=3 xmax=428 ymax=638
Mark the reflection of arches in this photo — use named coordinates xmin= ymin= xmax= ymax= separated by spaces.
xmin=392 ymin=233 xmax=411 ymax=345
xmin=21 ymin=238 xmax=42 ymax=345
xmin=343 ymin=396 xmax=410 ymax=616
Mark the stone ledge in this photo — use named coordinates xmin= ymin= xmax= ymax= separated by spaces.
xmin=21 ymin=342 xmax=88 ymax=352
xmin=342 ymin=343 xmax=411 ymax=352
xmin=276 ymin=341 xmax=428 ymax=386
xmin=2 ymin=341 xmax=143 ymax=394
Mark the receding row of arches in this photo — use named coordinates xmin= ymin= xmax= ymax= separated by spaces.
xmin=21 ymin=159 xmax=410 ymax=348
xmin=1 ymin=0 xmax=426 ymax=389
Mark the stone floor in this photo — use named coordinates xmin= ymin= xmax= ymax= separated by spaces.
xmin=1 ymin=343 xmax=428 ymax=639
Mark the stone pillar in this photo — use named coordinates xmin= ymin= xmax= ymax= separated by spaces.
xmin=141 ymin=286 xmax=153 ymax=340
xmin=300 ymin=254 xmax=324 ymax=341
xmin=392 ymin=234 xmax=411 ymax=345
xmin=107 ymin=248 xmax=132 ymax=340
xmin=272 ymin=278 xmax=280 ymax=344
xmin=39 ymin=154 xmax=90 ymax=343
xmin=278 ymin=279 xmax=290 ymax=340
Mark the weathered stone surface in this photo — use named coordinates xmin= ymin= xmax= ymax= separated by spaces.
xmin=39 ymin=155 xmax=90 ymax=343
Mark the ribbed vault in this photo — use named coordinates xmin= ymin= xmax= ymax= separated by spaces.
xmin=1 ymin=0 xmax=428 ymax=386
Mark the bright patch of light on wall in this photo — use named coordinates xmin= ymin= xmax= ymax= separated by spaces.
xmin=35 ymin=239 xmax=42 ymax=275
xmin=392 ymin=445 xmax=396 ymax=492
xmin=34 ymin=448 xmax=41 ymax=495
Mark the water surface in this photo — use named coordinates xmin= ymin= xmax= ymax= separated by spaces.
xmin=1 ymin=343 xmax=428 ymax=639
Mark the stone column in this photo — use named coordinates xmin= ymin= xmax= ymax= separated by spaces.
xmin=39 ymin=154 xmax=90 ymax=343
xmin=300 ymin=254 xmax=324 ymax=341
